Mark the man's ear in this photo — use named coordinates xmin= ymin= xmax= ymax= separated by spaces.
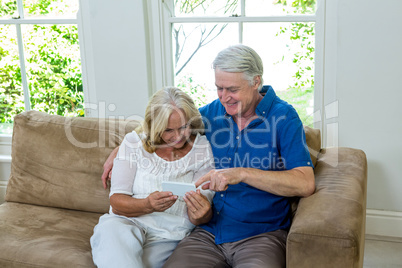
xmin=253 ymin=75 xmax=262 ymax=89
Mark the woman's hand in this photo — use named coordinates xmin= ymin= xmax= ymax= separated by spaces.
xmin=110 ymin=192 xmax=177 ymax=217
xmin=184 ymin=190 xmax=212 ymax=225
xmin=102 ymin=146 xmax=119 ymax=189
xmin=147 ymin=191 xmax=178 ymax=212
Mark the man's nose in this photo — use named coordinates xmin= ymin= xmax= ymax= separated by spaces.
xmin=221 ymin=89 xmax=230 ymax=101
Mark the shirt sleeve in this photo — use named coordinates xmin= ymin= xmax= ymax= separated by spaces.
xmin=109 ymin=132 xmax=141 ymax=197
xmin=277 ymin=113 xmax=314 ymax=170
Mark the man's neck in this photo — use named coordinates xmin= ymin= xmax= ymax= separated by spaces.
xmin=232 ymin=94 xmax=263 ymax=131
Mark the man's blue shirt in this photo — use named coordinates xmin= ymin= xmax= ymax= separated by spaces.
xmin=198 ymin=86 xmax=313 ymax=244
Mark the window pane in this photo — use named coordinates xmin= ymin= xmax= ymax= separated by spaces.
xmin=245 ymin=0 xmax=317 ymax=16
xmin=23 ymin=0 xmax=79 ymax=19
xmin=0 ymin=0 xmax=18 ymax=19
xmin=0 ymin=24 xmax=25 ymax=125
xmin=174 ymin=0 xmax=240 ymax=17
xmin=21 ymin=24 xmax=84 ymax=117
xmin=173 ymin=23 xmax=238 ymax=106
xmin=243 ymin=22 xmax=315 ymax=126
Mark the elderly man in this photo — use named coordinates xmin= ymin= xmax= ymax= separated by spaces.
xmin=102 ymin=44 xmax=315 ymax=268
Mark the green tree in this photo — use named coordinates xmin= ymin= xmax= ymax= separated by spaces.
xmin=173 ymin=0 xmax=238 ymax=76
xmin=275 ymin=0 xmax=316 ymax=89
xmin=176 ymin=75 xmax=209 ymax=108
xmin=0 ymin=0 xmax=83 ymax=123
xmin=274 ymin=0 xmax=316 ymax=127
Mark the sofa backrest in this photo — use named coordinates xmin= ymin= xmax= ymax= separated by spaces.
xmin=5 ymin=111 xmax=321 ymax=214
xmin=6 ymin=111 xmax=140 ymax=214
xmin=304 ymin=125 xmax=321 ymax=167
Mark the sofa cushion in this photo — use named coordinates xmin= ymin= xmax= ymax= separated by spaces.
xmin=287 ymin=147 xmax=367 ymax=267
xmin=6 ymin=111 xmax=139 ymax=213
xmin=304 ymin=126 xmax=321 ymax=167
xmin=0 ymin=202 xmax=99 ymax=267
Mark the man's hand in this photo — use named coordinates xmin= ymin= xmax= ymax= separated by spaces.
xmin=101 ymin=146 xmax=119 ymax=189
xmin=184 ymin=190 xmax=212 ymax=225
xmin=198 ymin=166 xmax=315 ymax=198
xmin=195 ymin=168 xmax=243 ymax=192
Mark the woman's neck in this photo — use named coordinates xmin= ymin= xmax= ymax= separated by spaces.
xmin=155 ymin=134 xmax=196 ymax=161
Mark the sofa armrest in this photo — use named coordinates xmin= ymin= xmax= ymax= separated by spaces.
xmin=287 ymin=147 xmax=367 ymax=268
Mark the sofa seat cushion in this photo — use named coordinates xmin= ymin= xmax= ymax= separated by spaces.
xmin=0 ymin=202 xmax=100 ymax=268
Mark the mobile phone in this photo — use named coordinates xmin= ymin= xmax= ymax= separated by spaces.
xmin=161 ymin=181 xmax=196 ymax=197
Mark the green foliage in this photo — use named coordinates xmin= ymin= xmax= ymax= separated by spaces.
xmin=275 ymin=0 xmax=316 ymax=89
xmin=0 ymin=63 xmax=25 ymax=123
xmin=24 ymin=0 xmax=52 ymax=15
xmin=26 ymin=24 xmax=84 ymax=118
xmin=176 ymin=75 xmax=209 ymax=108
xmin=276 ymin=87 xmax=314 ymax=127
xmin=273 ymin=0 xmax=316 ymax=13
xmin=273 ymin=0 xmax=316 ymax=126
xmin=0 ymin=0 xmax=83 ymax=124
xmin=0 ymin=0 xmax=17 ymax=17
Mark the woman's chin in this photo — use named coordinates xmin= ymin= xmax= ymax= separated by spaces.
xmin=168 ymin=140 xmax=186 ymax=149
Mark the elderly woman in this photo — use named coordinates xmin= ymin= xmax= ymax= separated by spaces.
xmin=90 ymin=87 xmax=215 ymax=268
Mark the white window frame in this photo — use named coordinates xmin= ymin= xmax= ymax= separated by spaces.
xmin=148 ymin=0 xmax=327 ymax=143
xmin=0 ymin=0 xmax=78 ymax=114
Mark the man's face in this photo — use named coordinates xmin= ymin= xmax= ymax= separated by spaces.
xmin=215 ymin=68 xmax=260 ymax=117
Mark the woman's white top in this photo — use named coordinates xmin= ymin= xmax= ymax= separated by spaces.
xmin=109 ymin=131 xmax=215 ymax=240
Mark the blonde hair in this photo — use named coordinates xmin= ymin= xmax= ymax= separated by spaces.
xmin=137 ymin=87 xmax=204 ymax=153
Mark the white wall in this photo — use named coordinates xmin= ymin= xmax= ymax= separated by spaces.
xmin=78 ymin=0 xmax=151 ymax=120
xmin=334 ymin=0 xmax=402 ymax=211
xmin=329 ymin=0 xmax=402 ymax=236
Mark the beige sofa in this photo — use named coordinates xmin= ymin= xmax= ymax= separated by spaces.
xmin=0 ymin=111 xmax=367 ymax=267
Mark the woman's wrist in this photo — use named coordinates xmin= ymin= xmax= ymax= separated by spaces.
xmin=144 ymin=197 xmax=154 ymax=214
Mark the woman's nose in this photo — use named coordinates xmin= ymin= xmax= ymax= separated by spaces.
xmin=173 ymin=130 xmax=182 ymax=139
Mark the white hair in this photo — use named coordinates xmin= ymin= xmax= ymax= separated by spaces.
xmin=213 ymin=44 xmax=264 ymax=90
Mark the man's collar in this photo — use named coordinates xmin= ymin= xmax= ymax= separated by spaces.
xmin=256 ymin=85 xmax=276 ymax=117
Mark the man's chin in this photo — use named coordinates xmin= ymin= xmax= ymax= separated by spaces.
xmin=224 ymin=105 xmax=239 ymax=116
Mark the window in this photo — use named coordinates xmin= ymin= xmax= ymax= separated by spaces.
xmin=153 ymin=0 xmax=324 ymax=127
xmin=0 ymin=0 xmax=83 ymax=134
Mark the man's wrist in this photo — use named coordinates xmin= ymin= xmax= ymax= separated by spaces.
xmin=239 ymin=167 xmax=248 ymax=184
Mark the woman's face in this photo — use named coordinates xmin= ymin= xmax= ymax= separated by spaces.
xmin=160 ymin=109 xmax=191 ymax=149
